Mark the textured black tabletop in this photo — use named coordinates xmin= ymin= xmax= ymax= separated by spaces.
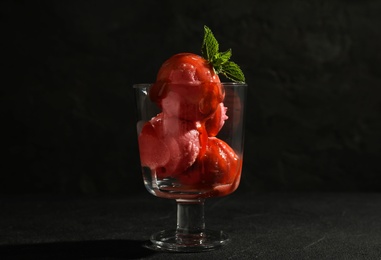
xmin=1 ymin=191 xmax=381 ymax=259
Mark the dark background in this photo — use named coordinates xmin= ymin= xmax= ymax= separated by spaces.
xmin=1 ymin=0 xmax=381 ymax=197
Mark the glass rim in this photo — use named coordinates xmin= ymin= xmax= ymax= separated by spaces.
xmin=133 ymin=82 xmax=247 ymax=88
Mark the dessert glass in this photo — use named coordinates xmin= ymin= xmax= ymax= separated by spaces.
xmin=134 ymin=82 xmax=247 ymax=252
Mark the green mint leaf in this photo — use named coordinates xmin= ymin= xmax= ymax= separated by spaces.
xmin=218 ymin=49 xmax=232 ymax=63
xmin=212 ymin=54 xmax=223 ymax=68
xmin=202 ymin=25 xmax=219 ymax=61
xmin=212 ymin=49 xmax=232 ymax=67
xmin=201 ymin=25 xmax=246 ymax=82
xmin=214 ymin=64 xmax=223 ymax=74
xmin=221 ymin=61 xmax=245 ymax=82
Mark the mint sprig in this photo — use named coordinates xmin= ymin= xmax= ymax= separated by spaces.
xmin=201 ymin=25 xmax=245 ymax=82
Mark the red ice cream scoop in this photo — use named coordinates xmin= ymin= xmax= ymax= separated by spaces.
xmin=177 ymin=137 xmax=240 ymax=188
xmin=149 ymin=53 xmax=224 ymax=121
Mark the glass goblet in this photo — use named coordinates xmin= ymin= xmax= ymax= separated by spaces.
xmin=134 ymin=82 xmax=247 ymax=252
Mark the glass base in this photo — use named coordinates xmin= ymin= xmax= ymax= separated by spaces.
xmin=145 ymin=229 xmax=230 ymax=252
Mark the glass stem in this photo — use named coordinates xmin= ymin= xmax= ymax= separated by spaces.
xmin=176 ymin=199 xmax=206 ymax=238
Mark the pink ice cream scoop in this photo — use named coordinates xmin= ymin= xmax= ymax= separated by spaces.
xmin=138 ymin=113 xmax=200 ymax=178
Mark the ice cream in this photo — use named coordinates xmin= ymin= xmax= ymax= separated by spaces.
xmin=137 ymin=26 xmax=245 ymax=196
xmin=138 ymin=54 xmax=238 ymax=192
xmin=150 ymin=53 xmax=224 ymax=121
xmin=177 ymin=137 xmax=240 ymax=187
xmin=138 ymin=113 xmax=200 ymax=179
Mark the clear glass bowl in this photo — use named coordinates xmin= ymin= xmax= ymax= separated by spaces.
xmin=134 ymin=82 xmax=247 ymax=252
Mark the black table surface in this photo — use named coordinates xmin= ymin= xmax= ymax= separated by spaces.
xmin=1 ymin=190 xmax=381 ymax=259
